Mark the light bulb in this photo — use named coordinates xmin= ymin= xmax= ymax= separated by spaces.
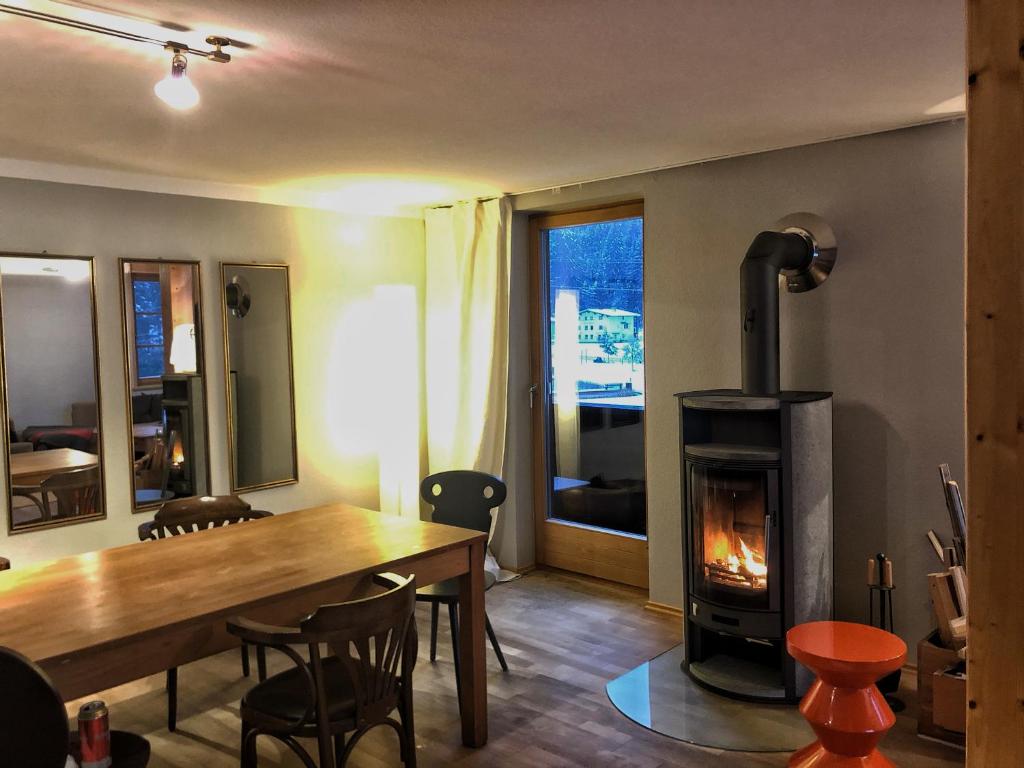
xmin=154 ymin=52 xmax=199 ymax=110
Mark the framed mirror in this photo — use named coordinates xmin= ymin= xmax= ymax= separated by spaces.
xmin=221 ymin=263 xmax=297 ymax=491
xmin=0 ymin=254 xmax=105 ymax=532
xmin=119 ymin=260 xmax=211 ymax=511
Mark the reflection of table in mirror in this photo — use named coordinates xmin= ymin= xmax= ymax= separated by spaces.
xmin=9 ymin=448 xmax=98 ymax=486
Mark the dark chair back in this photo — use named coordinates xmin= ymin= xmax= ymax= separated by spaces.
xmin=420 ymin=470 xmax=506 ymax=534
xmin=0 ymin=557 xmax=8 ymax=571
xmin=301 ymin=574 xmax=418 ymax=729
xmin=0 ymin=647 xmax=70 ymax=768
xmin=139 ymin=494 xmax=271 ymax=540
xmin=42 ymin=465 xmax=100 ymax=518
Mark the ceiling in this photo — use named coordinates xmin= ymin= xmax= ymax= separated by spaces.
xmin=0 ymin=0 xmax=965 ymax=214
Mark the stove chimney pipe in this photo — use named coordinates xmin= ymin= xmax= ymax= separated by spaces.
xmin=740 ymin=214 xmax=837 ymax=396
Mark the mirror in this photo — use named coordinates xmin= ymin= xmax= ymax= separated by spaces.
xmin=0 ymin=254 xmax=105 ymax=532
xmin=120 ymin=260 xmax=210 ymax=511
xmin=221 ymin=263 xmax=297 ymax=491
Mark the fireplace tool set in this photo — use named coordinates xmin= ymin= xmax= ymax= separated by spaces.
xmin=867 ymin=553 xmax=903 ymax=710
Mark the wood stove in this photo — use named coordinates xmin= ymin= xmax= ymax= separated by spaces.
xmin=677 ymin=214 xmax=836 ymax=702
xmin=678 ymin=390 xmax=832 ymax=702
xmin=161 ymin=374 xmax=209 ymax=500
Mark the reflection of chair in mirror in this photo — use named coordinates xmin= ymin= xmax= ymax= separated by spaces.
xmin=134 ymin=431 xmax=175 ymax=505
xmin=137 ymin=494 xmax=273 ymax=732
xmin=12 ymin=466 xmax=100 ymax=522
xmin=7 ymin=419 xmax=33 ymax=454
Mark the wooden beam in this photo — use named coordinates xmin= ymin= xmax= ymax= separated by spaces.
xmin=965 ymin=0 xmax=1024 ymax=764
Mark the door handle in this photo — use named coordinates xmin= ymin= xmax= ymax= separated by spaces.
xmin=529 ymin=384 xmax=538 ymax=409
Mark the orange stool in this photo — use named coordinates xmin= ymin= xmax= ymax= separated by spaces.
xmin=786 ymin=621 xmax=907 ymax=767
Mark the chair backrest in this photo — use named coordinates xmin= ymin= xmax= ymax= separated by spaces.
xmin=0 ymin=647 xmax=69 ymax=768
xmin=300 ymin=574 xmax=417 ymax=731
xmin=41 ymin=466 xmax=100 ymax=518
xmin=142 ymin=494 xmax=271 ymax=540
xmin=0 ymin=557 xmax=9 ymax=571
xmin=420 ymin=470 xmax=507 ymax=534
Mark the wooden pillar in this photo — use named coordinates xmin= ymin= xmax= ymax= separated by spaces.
xmin=965 ymin=1 xmax=1024 ymax=765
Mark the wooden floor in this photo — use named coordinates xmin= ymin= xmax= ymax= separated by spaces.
xmin=69 ymin=570 xmax=964 ymax=767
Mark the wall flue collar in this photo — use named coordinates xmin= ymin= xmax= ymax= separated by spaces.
xmin=774 ymin=212 xmax=838 ymax=293
xmin=740 ymin=213 xmax=838 ymax=396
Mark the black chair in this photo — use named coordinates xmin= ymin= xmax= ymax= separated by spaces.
xmin=228 ymin=573 xmax=418 ymax=768
xmin=416 ymin=471 xmax=509 ymax=706
xmin=137 ymin=494 xmax=273 ymax=732
xmin=0 ymin=646 xmax=150 ymax=768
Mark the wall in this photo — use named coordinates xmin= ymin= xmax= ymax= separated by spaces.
xmin=2 ymin=273 xmax=96 ymax=428
xmin=0 ymin=176 xmax=424 ymax=564
xmin=512 ymin=120 xmax=966 ymax=655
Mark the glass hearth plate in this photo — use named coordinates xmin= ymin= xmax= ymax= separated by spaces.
xmin=605 ymin=644 xmax=811 ymax=752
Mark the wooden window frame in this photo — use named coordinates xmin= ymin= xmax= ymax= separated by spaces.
xmin=127 ymin=269 xmax=172 ymax=389
xmin=528 ymin=200 xmax=650 ymax=588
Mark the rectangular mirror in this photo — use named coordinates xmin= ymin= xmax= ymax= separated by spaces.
xmin=120 ymin=260 xmax=211 ymax=511
xmin=1 ymin=254 xmax=105 ymax=532
xmin=221 ymin=263 xmax=297 ymax=491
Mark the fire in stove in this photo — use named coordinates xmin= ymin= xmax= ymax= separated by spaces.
xmin=706 ymin=535 xmax=768 ymax=591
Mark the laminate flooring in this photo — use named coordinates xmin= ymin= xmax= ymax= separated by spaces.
xmin=67 ymin=569 xmax=964 ymax=767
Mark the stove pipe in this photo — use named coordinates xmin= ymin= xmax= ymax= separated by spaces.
xmin=740 ymin=230 xmax=814 ymax=396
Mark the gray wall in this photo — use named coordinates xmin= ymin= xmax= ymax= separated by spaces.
xmin=512 ymin=120 xmax=966 ymax=655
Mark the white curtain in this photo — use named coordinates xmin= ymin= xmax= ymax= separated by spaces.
xmin=423 ymin=198 xmax=512 ymax=573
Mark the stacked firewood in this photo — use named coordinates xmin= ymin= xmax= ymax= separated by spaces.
xmin=926 ymin=464 xmax=968 ymax=656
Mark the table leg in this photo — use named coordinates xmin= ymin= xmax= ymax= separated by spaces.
xmin=457 ymin=538 xmax=487 ymax=747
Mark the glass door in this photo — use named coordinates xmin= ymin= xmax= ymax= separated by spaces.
xmin=688 ymin=463 xmax=780 ymax=612
xmin=530 ymin=202 xmax=648 ymax=588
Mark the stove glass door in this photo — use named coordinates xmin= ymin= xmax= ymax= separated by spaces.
xmin=689 ymin=463 xmax=779 ymax=611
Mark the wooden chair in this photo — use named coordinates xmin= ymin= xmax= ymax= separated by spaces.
xmin=0 ymin=646 xmax=150 ymax=768
xmin=136 ymin=494 xmax=273 ymax=732
xmin=12 ymin=465 xmax=100 ymax=522
xmin=416 ymin=471 xmax=509 ymax=709
xmin=227 ymin=572 xmax=418 ymax=768
xmin=0 ymin=646 xmax=70 ymax=767
xmin=0 ymin=557 xmax=8 ymax=571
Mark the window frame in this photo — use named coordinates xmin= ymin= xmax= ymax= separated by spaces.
xmin=128 ymin=270 xmax=171 ymax=388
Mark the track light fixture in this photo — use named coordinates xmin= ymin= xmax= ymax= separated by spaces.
xmin=154 ymin=50 xmax=199 ymax=110
xmin=0 ymin=4 xmax=234 ymax=111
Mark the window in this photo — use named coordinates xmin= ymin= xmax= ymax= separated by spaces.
xmin=132 ymin=274 xmax=165 ymax=383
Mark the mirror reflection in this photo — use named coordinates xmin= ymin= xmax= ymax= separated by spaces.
xmin=221 ymin=263 xmax=297 ymax=491
xmin=2 ymin=255 xmax=104 ymax=531
xmin=121 ymin=260 xmax=210 ymax=510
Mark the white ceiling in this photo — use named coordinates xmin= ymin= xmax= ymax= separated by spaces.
xmin=0 ymin=0 xmax=965 ymax=214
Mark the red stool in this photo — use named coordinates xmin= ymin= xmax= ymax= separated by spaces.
xmin=787 ymin=621 xmax=907 ymax=767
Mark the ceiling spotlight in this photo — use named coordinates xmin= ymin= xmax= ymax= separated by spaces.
xmin=154 ymin=51 xmax=199 ymax=111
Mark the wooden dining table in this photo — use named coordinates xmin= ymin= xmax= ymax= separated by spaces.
xmin=0 ymin=503 xmax=490 ymax=747
xmin=8 ymin=447 xmax=98 ymax=485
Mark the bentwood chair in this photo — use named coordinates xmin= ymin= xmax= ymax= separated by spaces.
xmin=227 ymin=573 xmax=418 ymax=768
xmin=0 ymin=646 xmax=151 ymax=768
xmin=12 ymin=465 xmax=100 ymax=522
xmin=137 ymin=494 xmax=273 ymax=732
xmin=416 ymin=471 xmax=509 ymax=708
